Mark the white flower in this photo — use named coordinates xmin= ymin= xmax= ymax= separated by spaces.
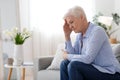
xmin=3 ymin=27 xmax=31 ymax=45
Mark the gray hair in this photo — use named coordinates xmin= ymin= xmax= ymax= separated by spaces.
xmin=64 ymin=6 xmax=86 ymax=19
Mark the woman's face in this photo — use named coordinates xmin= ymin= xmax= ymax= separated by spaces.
xmin=66 ymin=15 xmax=84 ymax=33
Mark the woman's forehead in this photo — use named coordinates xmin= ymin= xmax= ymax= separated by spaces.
xmin=66 ymin=16 xmax=75 ymax=21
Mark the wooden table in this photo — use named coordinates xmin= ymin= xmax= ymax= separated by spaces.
xmin=4 ymin=62 xmax=33 ymax=80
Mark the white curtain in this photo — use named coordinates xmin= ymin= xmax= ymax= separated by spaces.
xmin=0 ymin=41 xmax=3 ymax=79
xmin=0 ymin=8 xmax=3 ymax=79
xmin=18 ymin=0 xmax=33 ymax=62
xmin=29 ymin=0 xmax=95 ymax=57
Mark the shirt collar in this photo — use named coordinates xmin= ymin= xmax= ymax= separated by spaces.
xmin=78 ymin=22 xmax=94 ymax=39
xmin=83 ymin=22 xmax=94 ymax=38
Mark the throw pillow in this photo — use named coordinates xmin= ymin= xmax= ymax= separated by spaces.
xmin=47 ymin=43 xmax=65 ymax=70
xmin=111 ymin=44 xmax=120 ymax=61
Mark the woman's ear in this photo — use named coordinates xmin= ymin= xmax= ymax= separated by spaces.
xmin=80 ymin=15 xmax=85 ymax=20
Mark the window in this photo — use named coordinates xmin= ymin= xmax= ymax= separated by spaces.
xmin=30 ymin=0 xmax=95 ymax=35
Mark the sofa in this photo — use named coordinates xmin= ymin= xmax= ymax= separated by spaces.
xmin=34 ymin=43 xmax=120 ymax=80
xmin=34 ymin=56 xmax=60 ymax=80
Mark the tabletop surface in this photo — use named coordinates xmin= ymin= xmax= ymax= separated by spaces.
xmin=4 ymin=62 xmax=33 ymax=68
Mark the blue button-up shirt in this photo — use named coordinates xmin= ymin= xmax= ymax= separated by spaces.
xmin=65 ymin=22 xmax=120 ymax=74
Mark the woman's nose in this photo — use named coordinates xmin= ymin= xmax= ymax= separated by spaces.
xmin=69 ymin=25 xmax=73 ymax=29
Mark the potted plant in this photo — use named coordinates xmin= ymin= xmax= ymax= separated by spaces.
xmin=4 ymin=27 xmax=31 ymax=65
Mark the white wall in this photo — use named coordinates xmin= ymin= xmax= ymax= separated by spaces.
xmin=0 ymin=8 xmax=3 ymax=79
xmin=0 ymin=0 xmax=17 ymax=29
xmin=113 ymin=0 xmax=120 ymax=41
xmin=115 ymin=0 xmax=120 ymax=14
xmin=0 ymin=0 xmax=17 ymax=57
xmin=0 ymin=0 xmax=17 ymax=78
xmin=94 ymin=0 xmax=115 ymax=16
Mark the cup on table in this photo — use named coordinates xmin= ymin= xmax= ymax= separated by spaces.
xmin=7 ymin=58 xmax=14 ymax=65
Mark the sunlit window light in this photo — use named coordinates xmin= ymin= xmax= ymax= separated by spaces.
xmin=30 ymin=0 xmax=95 ymax=35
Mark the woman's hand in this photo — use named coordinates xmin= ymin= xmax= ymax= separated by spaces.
xmin=62 ymin=49 xmax=68 ymax=60
xmin=63 ymin=19 xmax=72 ymax=41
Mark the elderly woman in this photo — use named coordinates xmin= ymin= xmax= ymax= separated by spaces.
xmin=60 ymin=6 xmax=120 ymax=80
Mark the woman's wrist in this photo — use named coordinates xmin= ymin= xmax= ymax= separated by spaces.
xmin=65 ymin=35 xmax=70 ymax=41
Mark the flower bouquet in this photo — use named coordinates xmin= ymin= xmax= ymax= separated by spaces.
xmin=4 ymin=27 xmax=31 ymax=65
xmin=4 ymin=27 xmax=31 ymax=45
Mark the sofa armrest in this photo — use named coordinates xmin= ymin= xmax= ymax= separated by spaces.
xmin=34 ymin=56 xmax=54 ymax=71
xmin=33 ymin=56 xmax=54 ymax=80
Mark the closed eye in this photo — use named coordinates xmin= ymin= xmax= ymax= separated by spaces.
xmin=69 ymin=21 xmax=73 ymax=24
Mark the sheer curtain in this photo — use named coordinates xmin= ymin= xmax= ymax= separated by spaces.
xmin=0 ymin=9 xmax=3 ymax=79
xmin=29 ymin=0 xmax=95 ymax=57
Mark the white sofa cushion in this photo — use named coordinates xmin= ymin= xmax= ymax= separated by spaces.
xmin=111 ymin=44 xmax=120 ymax=61
xmin=47 ymin=43 xmax=64 ymax=70
xmin=37 ymin=70 xmax=60 ymax=80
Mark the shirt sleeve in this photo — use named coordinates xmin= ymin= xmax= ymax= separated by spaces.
xmin=65 ymin=34 xmax=80 ymax=54
xmin=67 ymin=29 xmax=107 ymax=64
